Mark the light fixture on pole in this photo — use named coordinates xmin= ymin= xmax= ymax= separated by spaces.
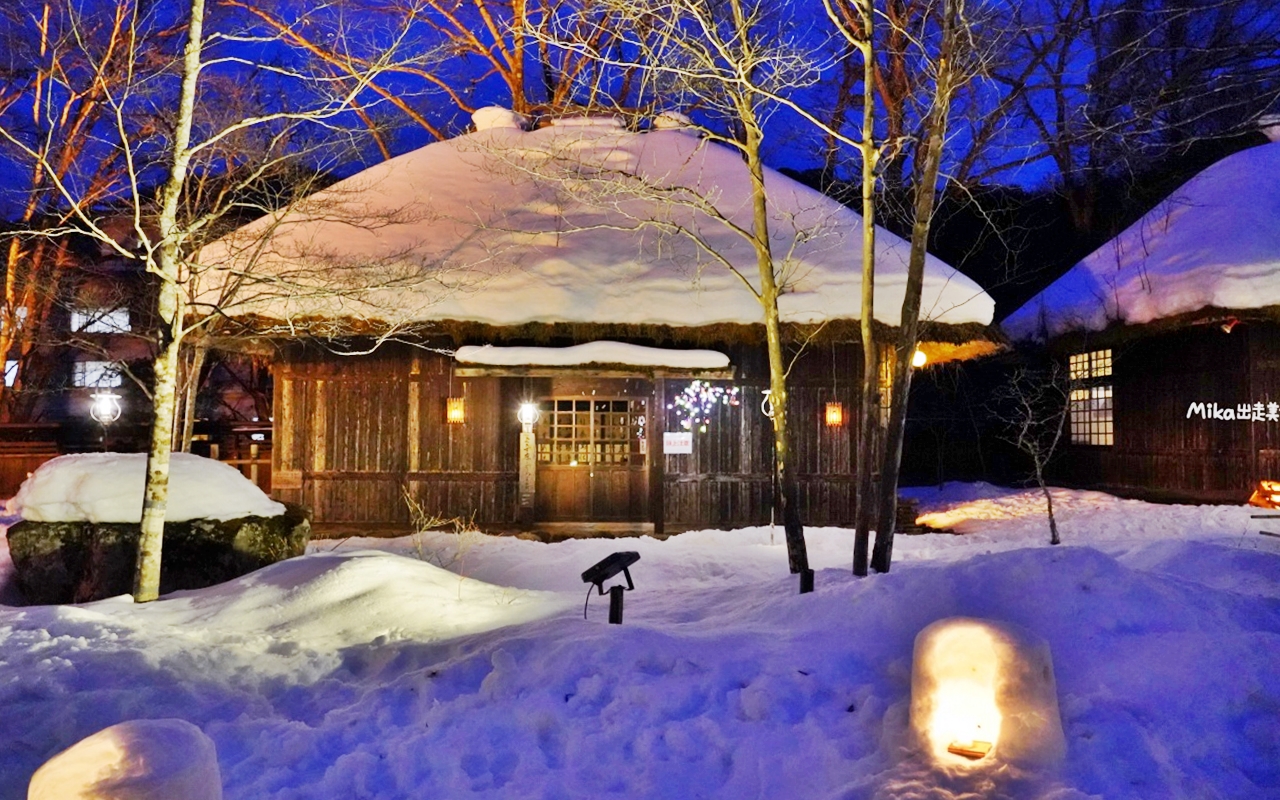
xmin=516 ymin=402 xmax=541 ymax=524
xmin=90 ymin=392 xmax=122 ymax=425
xmin=89 ymin=392 xmax=122 ymax=451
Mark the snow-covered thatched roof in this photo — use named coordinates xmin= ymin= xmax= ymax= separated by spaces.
xmin=1004 ymin=143 xmax=1280 ymax=341
xmin=197 ymin=108 xmax=994 ymax=335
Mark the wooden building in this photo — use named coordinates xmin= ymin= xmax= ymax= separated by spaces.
xmin=204 ymin=108 xmax=996 ymax=533
xmin=1003 ymin=142 xmax=1280 ymax=502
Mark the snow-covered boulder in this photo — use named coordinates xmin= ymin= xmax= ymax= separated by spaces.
xmin=909 ymin=616 xmax=1066 ymax=768
xmin=28 ymin=718 xmax=221 ymax=800
xmin=7 ymin=453 xmax=308 ymax=604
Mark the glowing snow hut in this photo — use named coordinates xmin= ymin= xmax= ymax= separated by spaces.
xmin=909 ymin=617 xmax=1065 ymax=767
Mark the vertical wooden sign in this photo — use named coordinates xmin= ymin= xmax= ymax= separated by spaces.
xmin=518 ymin=428 xmax=536 ymax=511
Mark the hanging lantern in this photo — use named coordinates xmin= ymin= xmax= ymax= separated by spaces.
xmin=825 ymin=402 xmax=844 ymax=427
xmin=446 ymin=397 xmax=466 ymax=424
xmin=912 ymin=349 xmax=928 ymax=368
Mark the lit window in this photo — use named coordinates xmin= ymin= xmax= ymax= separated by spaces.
xmin=4 ymin=360 xmax=16 ymax=387
xmin=1068 ymin=349 xmax=1111 ymax=380
xmin=73 ymin=361 xmax=123 ymax=388
xmin=1069 ymin=349 xmax=1113 ymax=445
xmin=71 ymin=308 xmax=131 ymax=333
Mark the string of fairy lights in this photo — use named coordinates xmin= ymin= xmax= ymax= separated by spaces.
xmin=668 ymin=380 xmax=741 ymax=433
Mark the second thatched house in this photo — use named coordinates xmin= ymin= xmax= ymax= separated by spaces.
xmin=1003 ymin=140 xmax=1280 ymax=502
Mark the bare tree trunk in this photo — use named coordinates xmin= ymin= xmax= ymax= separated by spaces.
xmin=134 ymin=0 xmax=205 ymax=603
xmin=1039 ymin=467 xmax=1060 ymax=545
xmin=871 ymin=0 xmax=959 ymax=574
xmin=853 ymin=0 xmax=878 ymax=577
xmin=177 ymin=338 xmax=209 ymax=452
xmin=744 ymin=115 xmax=810 ymax=575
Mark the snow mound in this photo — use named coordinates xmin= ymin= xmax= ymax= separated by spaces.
xmin=1004 ymin=143 xmax=1280 ymax=339
xmin=472 ymin=106 xmax=528 ymax=131
xmin=9 ymin=452 xmax=285 ymax=523
xmin=28 ymin=718 xmax=221 ymax=800
xmin=455 ymin=341 xmax=729 ymax=369
xmin=130 ymin=550 xmax=573 ymax=650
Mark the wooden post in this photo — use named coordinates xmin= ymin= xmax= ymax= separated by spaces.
xmin=518 ymin=423 xmax=536 ymax=525
xmin=650 ymin=378 xmax=665 ymax=536
xmin=249 ymin=443 xmax=259 ymax=486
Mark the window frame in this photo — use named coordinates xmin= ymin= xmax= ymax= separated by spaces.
xmin=72 ymin=360 xmax=124 ymax=389
xmin=1068 ymin=349 xmax=1114 ymax=446
xmin=70 ymin=307 xmax=131 ymax=334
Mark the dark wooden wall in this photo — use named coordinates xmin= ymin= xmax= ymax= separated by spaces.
xmin=1054 ymin=321 xmax=1280 ymax=502
xmin=660 ymin=343 xmax=859 ymax=530
xmin=272 ymin=341 xmax=865 ymax=532
xmin=273 ymin=346 xmax=521 ymax=530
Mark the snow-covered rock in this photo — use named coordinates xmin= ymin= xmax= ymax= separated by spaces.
xmin=9 ymin=452 xmax=285 ymax=523
xmin=27 ymin=718 xmax=221 ymax=800
xmin=1004 ymin=143 xmax=1280 ymax=339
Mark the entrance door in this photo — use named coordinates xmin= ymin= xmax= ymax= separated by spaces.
xmin=534 ymin=397 xmax=648 ymax=521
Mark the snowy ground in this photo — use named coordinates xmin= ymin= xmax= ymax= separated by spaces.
xmin=2 ymin=483 xmax=1279 ymax=798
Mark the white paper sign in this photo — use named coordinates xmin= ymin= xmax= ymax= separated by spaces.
xmin=663 ymin=431 xmax=693 ymax=454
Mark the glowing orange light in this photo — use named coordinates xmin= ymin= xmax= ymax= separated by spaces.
xmin=446 ymin=397 xmax=466 ymax=424
xmin=825 ymin=402 xmax=844 ymax=427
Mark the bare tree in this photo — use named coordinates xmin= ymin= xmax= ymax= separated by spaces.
xmin=870 ymin=0 xmax=987 ymax=573
xmin=993 ymin=364 xmax=1070 ymax=545
xmin=0 ymin=1 xmax=149 ymax=421
xmin=0 ymin=0 xmax=453 ymax=601
xmin=821 ymin=0 xmax=882 ymax=577
xmin=515 ymin=0 xmax=877 ymax=577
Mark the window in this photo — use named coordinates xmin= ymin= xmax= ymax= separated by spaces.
xmin=1069 ymin=349 xmax=1112 ymax=381
xmin=2 ymin=306 xmax=27 ymax=335
xmin=1069 ymin=349 xmax=1113 ymax=445
xmin=3 ymin=360 xmax=16 ymax=387
xmin=71 ymin=307 xmax=131 ymax=333
xmin=73 ymin=361 xmax=123 ymax=388
xmin=535 ymin=398 xmax=647 ymax=466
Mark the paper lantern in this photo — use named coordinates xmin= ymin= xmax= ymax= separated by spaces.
xmin=825 ymin=402 xmax=844 ymax=427
xmin=446 ymin=397 xmax=466 ymax=424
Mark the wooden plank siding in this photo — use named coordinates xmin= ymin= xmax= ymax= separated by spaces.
xmin=273 ymin=341 xmax=866 ymax=532
xmin=1053 ymin=321 xmax=1280 ymax=502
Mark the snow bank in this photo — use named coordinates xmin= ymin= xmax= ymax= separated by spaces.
xmin=455 ymin=341 xmax=730 ymax=369
xmin=2 ymin=484 xmax=1278 ymax=799
xmin=197 ymin=108 xmax=995 ymax=331
xmin=1004 ymin=143 xmax=1280 ymax=339
xmin=28 ymin=719 xmax=221 ymax=800
xmin=9 ymin=452 xmax=285 ymax=523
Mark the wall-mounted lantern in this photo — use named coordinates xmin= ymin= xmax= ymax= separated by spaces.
xmin=446 ymin=397 xmax=466 ymax=424
xmin=910 ymin=617 xmax=1065 ymax=768
xmin=912 ymin=349 xmax=928 ymax=368
xmin=825 ymin=401 xmax=844 ymax=427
